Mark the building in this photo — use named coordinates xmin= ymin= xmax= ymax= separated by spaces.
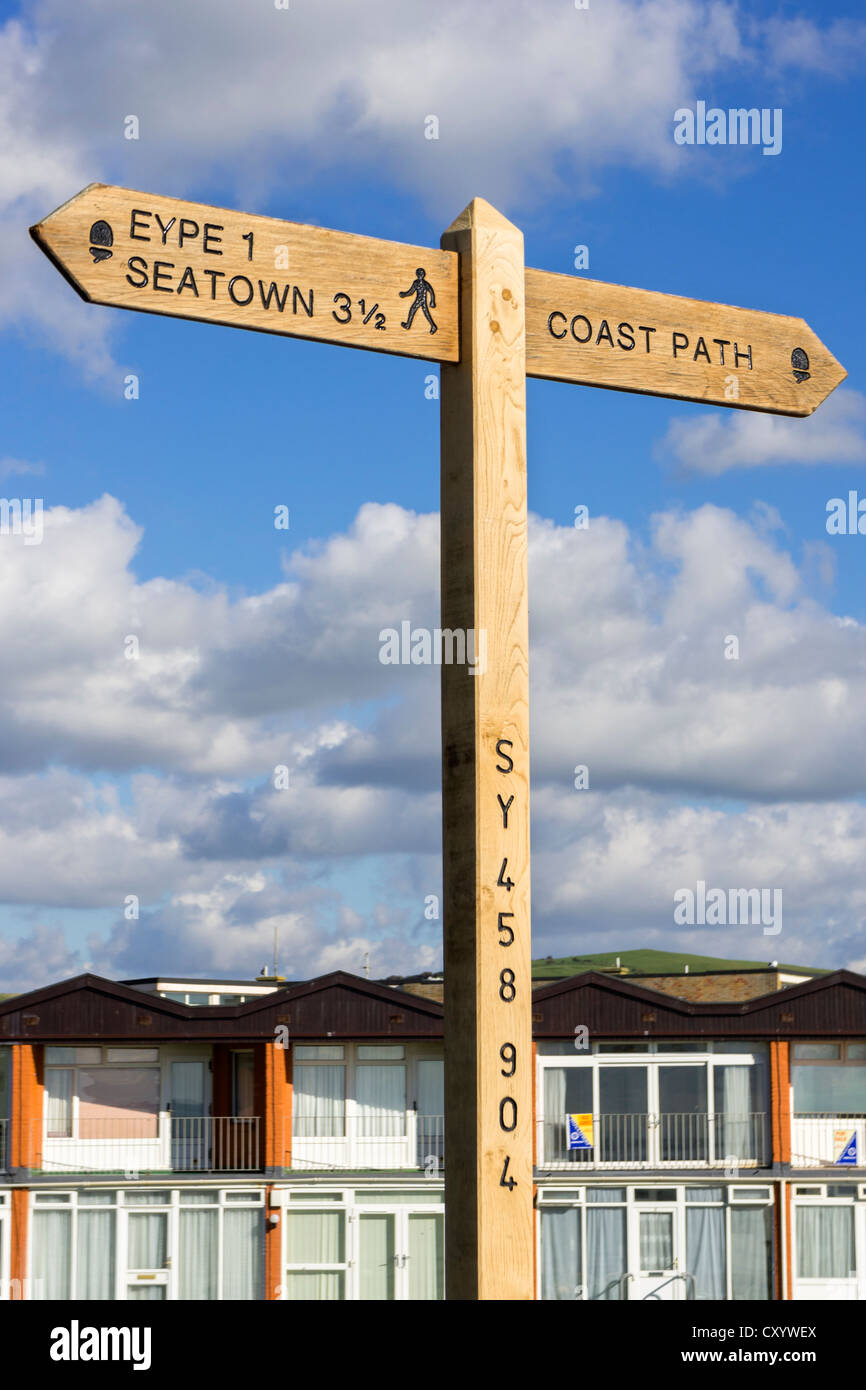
xmin=0 ymin=964 xmax=864 ymax=1300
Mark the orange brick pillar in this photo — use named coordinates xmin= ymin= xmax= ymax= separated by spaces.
xmin=10 ymin=1043 xmax=43 ymax=1172
xmin=769 ymin=1043 xmax=792 ymax=1301
xmin=262 ymin=1041 xmax=291 ymax=1174
xmin=262 ymin=1041 xmax=291 ymax=1300
xmin=9 ymin=1189 xmax=28 ymax=1297
xmin=769 ymin=1041 xmax=791 ymax=1164
xmin=264 ymin=1184 xmax=282 ymax=1300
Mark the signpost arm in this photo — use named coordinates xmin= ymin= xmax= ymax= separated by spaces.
xmin=440 ymin=198 xmax=533 ymax=1300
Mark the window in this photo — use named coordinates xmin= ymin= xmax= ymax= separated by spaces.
xmin=29 ymin=1188 xmax=263 ymax=1300
xmin=294 ymin=1065 xmax=345 ymax=1138
xmin=280 ymin=1190 xmax=444 ymax=1301
xmin=792 ymin=1042 xmax=866 ymax=1113
xmin=46 ymin=1057 xmax=160 ymax=1140
xmin=796 ymin=1205 xmax=854 ymax=1279
xmin=78 ymin=1069 xmax=160 ymax=1139
xmin=538 ymin=1046 xmax=768 ymax=1167
xmin=292 ymin=1045 xmax=420 ymax=1143
xmin=284 ymin=1209 xmax=346 ymax=1300
xmin=539 ymin=1186 xmax=772 ymax=1302
xmin=232 ymin=1053 xmax=256 ymax=1118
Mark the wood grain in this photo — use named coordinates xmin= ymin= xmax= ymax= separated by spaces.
xmin=440 ymin=198 xmax=533 ymax=1300
xmin=31 ymin=183 xmax=459 ymax=363
xmin=525 ymin=267 xmax=846 ymax=415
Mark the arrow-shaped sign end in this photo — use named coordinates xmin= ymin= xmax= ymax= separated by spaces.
xmin=29 ymin=185 xmax=111 ymax=305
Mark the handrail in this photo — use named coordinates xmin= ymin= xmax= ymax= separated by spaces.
xmin=642 ymin=1272 xmax=695 ymax=1300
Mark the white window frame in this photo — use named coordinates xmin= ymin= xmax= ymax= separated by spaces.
xmin=536 ymin=1046 xmax=765 ymax=1169
xmin=277 ymin=1185 xmax=445 ymax=1301
xmin=535 ymin=1183 xmax=774 ymax=1302
xmin=27 ymin=1186 xmax=264 ymax=1301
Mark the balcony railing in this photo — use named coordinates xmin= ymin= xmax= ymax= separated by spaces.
xmin=0 ymin=1117 xmax=6 ymax=1172
xmin=791 ymin=1113 xmax=865 ymax=1168
xmin=288 ymin=1114 xmax=444 ymax=1172
xmin=537 ymin=1112 xmax=768 ymax=1169
xmin=26 ymin=1116 xmax=261 ymax=1175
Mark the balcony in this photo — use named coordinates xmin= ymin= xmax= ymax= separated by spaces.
xmin=537 ymin=1112 xmax=769 ymax=1170
xmin=288 ymin=1114 xmax=444 ymax=1172
xmin=791 ymin=1114 xmax=865 ymax=1168
xmin=25 ymin=1116 xmax=262 ymax=1176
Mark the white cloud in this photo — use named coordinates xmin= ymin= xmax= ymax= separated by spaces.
xmin=657 ymin=388 xmax=866 ymax=475
xmin=0 ymin=494 xmax=866 ymax=982
xmin=1 ymin=2 xmax=864 ymax=368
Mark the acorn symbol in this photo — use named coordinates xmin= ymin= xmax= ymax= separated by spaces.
xmin=791 ymin=347 xmax=810 ymax=383
xmin=88 ymin=220 xmax=113 ymax=263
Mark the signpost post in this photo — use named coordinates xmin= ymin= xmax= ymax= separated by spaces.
xmin=31 ymin=184 xmax=846 ymax=1302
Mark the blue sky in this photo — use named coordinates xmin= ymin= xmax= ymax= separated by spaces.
xmin=0 ymin=0 xmax=865 ymax=988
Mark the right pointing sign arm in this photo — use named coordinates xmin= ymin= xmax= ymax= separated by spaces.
xmin=524 ymin=267 xmax=846 ymax=415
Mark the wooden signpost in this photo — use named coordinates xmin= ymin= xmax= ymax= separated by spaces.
xmin=31 ymin=184 xmax=846 ymax=1302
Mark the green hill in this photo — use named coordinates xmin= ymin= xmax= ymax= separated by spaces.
xmin=531 ymin=948 xmax=826 ymax=981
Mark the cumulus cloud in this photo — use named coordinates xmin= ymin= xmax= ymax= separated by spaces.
xmin=2 ymin=2 xmax=864 ymax=368
xmin=0 ymin=493 xmax=865 ymax=982
xmin=657 ymin=388 xmax=866 ymax=476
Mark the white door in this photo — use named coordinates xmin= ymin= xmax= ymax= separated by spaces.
xmin=352 ymin=1064 xmax=409 ymax=1168
xmin=170 ymin=1061 xmax=207 ymax=1172
xmin=353 ymin=1207 xmax=445 ymax=1300
xmin=124 ymin=1208 xmax=172 ymax=1300
xmin=632 ymin=1208 xmax=682 ymax=1300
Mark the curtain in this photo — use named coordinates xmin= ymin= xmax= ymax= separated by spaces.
xmin=796 ymin=1206 xmax=854 ymax=1279
xmin=541 ymin=1207 xmax=581 ymax=1300
xmin=77 ymin=1210 xmax=115 ymax=1299
xmin=45 ymin=1069 xmax=73 ymax=1138
xmin=294 ymin=1065 xmax=345 ymax=1138
xmin=718 ymin=1066 xmax=753 ymax=1161
xmin=170 ymin=1062 xmax=207 ymax=1170
xmin=284 ymin=1209 xmax=344 ymax=1299
xmin=586 ymin=1207 xmax=626 ymax=1299
xmin=31 ymin=1210 xmax=71 ymax=1299
xmin=687 ymin=1206 xmax=726 ymax=1299
xmin=543 ymin=1069 xmax=567 ymax=1164
xmin=283 ymin=1271 xmax=343 ymax=1299
xmin=639 ymin=1212 xmax=673 ymax=1270
xmin=416 ymin=1060 xmax=444 ymax=1167
xmin=358 ymin=1213 xmax=395 ymax=1299
xmin=223 ymin=1208 xmax=264 ymax=1300
xmin=731 ymin=1207 xmax=771 ymax=1298
xmin=127 ymin=1213 xmax=167 ymax=1270
xmin=408 ymin=1213 xmax=444 ymax=1300
xmin=356 ymin=1066 xmax=406 ymax=1138
xmin=179 ymin=1209 xmax=218 ymax=1299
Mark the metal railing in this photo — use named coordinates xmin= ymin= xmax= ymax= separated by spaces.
xmin=0 ymin=1117 xmax=6 ymax=1172
xmin=642 ymin=1273 xmax=696 ymax=1300
xmin=28 ymin=1116 xmax=261 ymax=1174
xmin=538 ymin=1112 xmax=768 ymax=1168
xmin=791 ymin=1113 xmax=865 ymax=1168
xmin=288 ymin=1114 xmax=444 ymax=1171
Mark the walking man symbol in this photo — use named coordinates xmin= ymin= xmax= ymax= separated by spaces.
xmin=400 ymin=268 xmax=437 ymax=334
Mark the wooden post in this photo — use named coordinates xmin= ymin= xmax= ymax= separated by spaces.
xmin=440 ymin=198 xmax=533 ymax=1300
